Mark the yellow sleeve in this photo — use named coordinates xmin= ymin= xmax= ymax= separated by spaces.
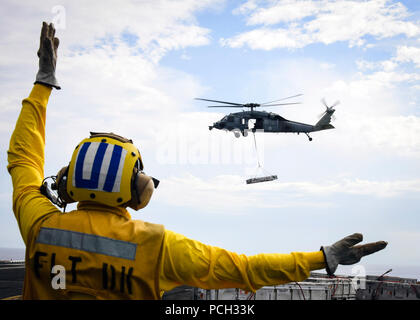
xmin=159 ymin=230 xmax=326 ymax=292
xmin=7 ymin=84 xmax=61 ymax=245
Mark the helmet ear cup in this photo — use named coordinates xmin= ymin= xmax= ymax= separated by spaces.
xmin=127 ymin=170 xmax=154 ymax=210
xmin=56 ymin=166 xmax=75 ymax=204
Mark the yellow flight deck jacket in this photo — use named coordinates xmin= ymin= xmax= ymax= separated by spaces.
xmin=7 ymin=84 xmax=326 ymax=299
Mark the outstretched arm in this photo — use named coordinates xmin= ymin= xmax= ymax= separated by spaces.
xmin=7 ymin=22 xmax=61 ymax=245
xmin=159 ymin=230 xmax=388 ymax=293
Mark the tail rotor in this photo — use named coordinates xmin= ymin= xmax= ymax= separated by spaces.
xmin=319 ymin=98 xmax=339 ymax=121
xmin=315 ymin=98 xmax=339 ymax=129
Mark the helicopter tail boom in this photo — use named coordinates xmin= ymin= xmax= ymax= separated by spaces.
xmin=315 ymin=123 xmax=335 ymax=131
xmin=314 ymin=100 xmax=337 ymax=131
xmin=314 ymin=110 xmax=335 ymax=131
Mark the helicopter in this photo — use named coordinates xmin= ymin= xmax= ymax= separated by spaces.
xmin=196 ymin=95 xmax=339 ymax=141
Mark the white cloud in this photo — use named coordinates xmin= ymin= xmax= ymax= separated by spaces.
xmin=222 ymin=0 xmax=420 ymax=50
xmin=220 ymin=25 xmax=310 ymax=49
xmin=0 ymin=0 xmax=221 ymax=66
xmin=232 ymin=0 xmax=259 ymax=16
xmin=245 ymin=0 xmax=320 ymax=25
xmin=395 ymin=45 xmax=420 ymax=68
xmin=356 ymin=60 xmax=377 ymax=71
xmin=156 ymin=173 xmax=334 ymax=212
xmin=319 ymin=70 xmax=420 ymax=158
xmin=343 ymin=115 xmax=420 ymax=158
xmin=357 ymin=45 xmax=420 ymax=73
xmin=356 ymin=59 xmax=399 ymax=72
xmin=155 ymin=173 xmax=420 ymax=213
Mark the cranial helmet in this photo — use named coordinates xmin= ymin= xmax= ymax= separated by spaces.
xmin=55 ymin=132 xmax=159 ymax=210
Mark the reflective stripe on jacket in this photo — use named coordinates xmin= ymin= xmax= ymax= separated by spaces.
xmin=7 ymin=84 xmax=325 ymax=299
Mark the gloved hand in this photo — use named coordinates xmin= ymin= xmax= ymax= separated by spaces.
xmin=34 ymin=22 xmax=60 ymax=89
xmin=321 ymin=233 xmax=387 ymax=276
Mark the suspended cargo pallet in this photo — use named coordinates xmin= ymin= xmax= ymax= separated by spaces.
xmin=246 ymin=175 xmax=278 ymax=184
xmin=245 ymin=132 xmax=279 ymax=185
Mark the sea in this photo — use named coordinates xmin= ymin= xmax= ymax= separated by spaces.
xmin=0 ymin=247 xmax=25 ymax=261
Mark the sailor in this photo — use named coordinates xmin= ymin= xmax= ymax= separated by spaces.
xmin=7 ymin=22 xmax=388 ymax=299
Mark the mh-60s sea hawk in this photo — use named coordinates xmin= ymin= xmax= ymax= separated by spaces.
xmin=196 ymin=95 xmax=339 ymax=141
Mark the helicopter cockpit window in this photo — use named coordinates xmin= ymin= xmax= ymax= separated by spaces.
xmin=227 ymin=116 xmax=234 ymax=122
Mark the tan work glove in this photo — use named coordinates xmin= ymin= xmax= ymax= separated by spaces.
xmin=321 ymin=233 xmax=388 ymax=276
xmin=34 ymin=21 xmax=60 ymax=89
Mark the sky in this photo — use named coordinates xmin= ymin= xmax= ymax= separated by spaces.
xmin=0 ymin=0 xmax=420 ymax=280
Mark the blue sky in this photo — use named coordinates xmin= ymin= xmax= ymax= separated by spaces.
xmin=1 ymin=0 xmax=420 ymax=279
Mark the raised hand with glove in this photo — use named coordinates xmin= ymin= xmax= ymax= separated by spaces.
xmin=321 ymin=233 xmax=388 ymax=276
xmin=35 ymin=21 xmax=60 ymax=89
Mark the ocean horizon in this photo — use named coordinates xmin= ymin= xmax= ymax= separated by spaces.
xmin=0 ymin=247 xmax=25 ymax=260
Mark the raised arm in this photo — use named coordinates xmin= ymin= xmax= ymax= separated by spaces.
xmin=7 ymin=22 xmax=61 ymax=244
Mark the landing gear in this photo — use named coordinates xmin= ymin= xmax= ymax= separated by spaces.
xmin=305 ymin=132 xmax=313 ymax=141
xmin=233 ymin=129 xmax=249 ymax=138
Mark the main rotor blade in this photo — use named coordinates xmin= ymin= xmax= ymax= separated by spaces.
xmin=262 ymin=102 xmax=301 ymax=107
xmin=261 ymin=94 xmax=303 ymax=105
xmin=195 ymin=98 xmax=243 ymax=106
xmin=207 ymin=105 xmax=245 ymax=108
